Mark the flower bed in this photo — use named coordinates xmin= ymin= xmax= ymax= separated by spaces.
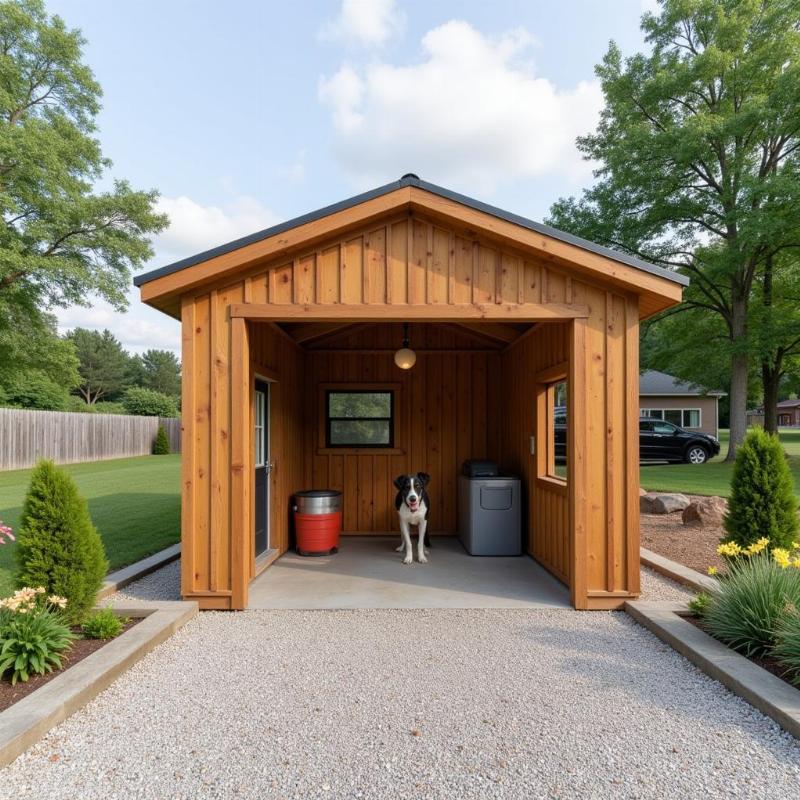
xmin=689 ymin=543 xmax=800 ymax=687
xmin=0 ymin=617 xmax=140 ymax=712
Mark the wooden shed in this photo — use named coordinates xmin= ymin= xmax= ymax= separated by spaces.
xmin=135 ymin=175 xmax=686 ymax=610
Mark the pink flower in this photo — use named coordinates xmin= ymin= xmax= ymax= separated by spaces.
xmin=0 ymin=521 xmax=14 ymax=545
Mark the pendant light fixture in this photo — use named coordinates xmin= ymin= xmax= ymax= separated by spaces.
xmin=394 ymin=322 xmax=416 ymax=370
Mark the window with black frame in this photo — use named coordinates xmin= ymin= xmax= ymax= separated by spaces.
xmin=326 ymin=390 xmax=394 ymax=448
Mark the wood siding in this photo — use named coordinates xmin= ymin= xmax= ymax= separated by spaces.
xmin=178 ymin=210 xmax=643 ymax=609
xmin=196 ymin=214 xmax=567 ymax=310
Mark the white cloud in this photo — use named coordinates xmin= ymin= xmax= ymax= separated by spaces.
xmin=320 ymin=0 xmax=404 ymax=47
xmin=55 ymin=194 xmax=282 ymax=355
xmin=318 ymin=20 xmax=603 ymax=193
xmin=154 ymin=194 xmax=280 ymax=263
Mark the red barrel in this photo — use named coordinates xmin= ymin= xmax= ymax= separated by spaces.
xmin=293 ymin=491 xmax=342 ymax=556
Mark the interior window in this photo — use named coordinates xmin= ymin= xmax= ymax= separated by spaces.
xmin=326 ymin=390 xmax=394 ymax=447
xmin=537 ymin=378 xmax=567 ymax=483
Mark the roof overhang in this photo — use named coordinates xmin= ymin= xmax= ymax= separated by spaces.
xmin=135 ymin=175 xmax=687 ymax=320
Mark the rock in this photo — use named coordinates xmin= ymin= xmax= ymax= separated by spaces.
xmin=640 ymin=493 xmax=691 ymax=514
xmin=682 ymin=496 xmax=727 ymax=527
xmin=639 ymin=487 xmax=648 ymax=497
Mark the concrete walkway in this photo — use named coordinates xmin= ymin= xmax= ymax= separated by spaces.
xmin=248 ymin=536 xmax=571 ymax=609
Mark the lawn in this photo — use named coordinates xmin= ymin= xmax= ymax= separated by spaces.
xmin=640 ymin=428 xmax=800 ymax=499
xmin=0 ymin=455 xmax=180 ymax=597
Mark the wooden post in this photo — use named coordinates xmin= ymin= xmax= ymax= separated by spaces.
xmin=230 ymin=316 xmax=250 ymax=609
xmin=569 ymin=317 xmax=588 ymax=609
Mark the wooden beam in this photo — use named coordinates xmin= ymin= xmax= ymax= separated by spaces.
xmin=288 ymin=322 xmax=359 ymax=344
xmin=446 ymin=321 xmax=522 ymax=345
xmin=230 ymin=302 xmax=589 ymax=322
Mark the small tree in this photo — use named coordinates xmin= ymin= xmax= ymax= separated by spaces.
xmin=153 ymin=425 xmax=170 ymax=455
xmin=122 ymin=387 xmax=178 ymax=418
xmin=15 ymin=460 xmax=108 ymax=622
xmin=723 ymin=429 xmax=799 ymax=550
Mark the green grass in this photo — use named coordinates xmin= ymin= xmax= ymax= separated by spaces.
xmin=0 ymin=455 xmax=180 ymax=598
xmin=640 ymin=428 xmax=800 ymax=499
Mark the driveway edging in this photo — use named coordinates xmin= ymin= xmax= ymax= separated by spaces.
xmin=0 ymin=600 xmax=197 ymax=769
xmin=640 ymin=547 xmax=716 ymax=594
xmin=97 ymin=543 xmax=181 ymax=601
xmin=625 ymin=600 xmax=800 ymax=740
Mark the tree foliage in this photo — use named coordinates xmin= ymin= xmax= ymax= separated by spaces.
xmin=152 ymin=424 xmax=170 ymax=455
xmin=67 ymin=327 xmax=129 ymax=403
xmin=548 ymin=0 xmax=800 ymax=458
xmin=122 ymin=386 xmax=178 ymax=418
xmin=0 ymin=0 xmax=167 ymax=336
xmin=15 ymin=459 xmax=108 ymax=623
xmin=130 ymin=349 xmax=181 ymax=398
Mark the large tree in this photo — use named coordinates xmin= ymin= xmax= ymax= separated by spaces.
xmin=0 ymin=0 xmax=166 ymax=332
xmin=130 ymin=349 xmax=181 ymax=398
xmin=68 ymin=327 xmax=128 ymax=404
xmin=548 ymin=0 xmax=800 ymax=459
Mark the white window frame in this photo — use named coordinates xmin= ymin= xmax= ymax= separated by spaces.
xmin=640 ymin=407 xmax=702 ymax=428
xmin=254 ymin=389 xmax=266 ymax=467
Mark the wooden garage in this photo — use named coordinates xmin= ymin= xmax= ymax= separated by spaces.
xmin=134 ymin=175 xmax=686 ymax=610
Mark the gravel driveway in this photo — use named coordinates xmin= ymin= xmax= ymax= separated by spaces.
xmin=2 ymin=588 xmax=798 ymax=798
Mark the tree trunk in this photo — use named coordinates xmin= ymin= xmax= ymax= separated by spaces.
xmin=726 ymin=297 xmax=749 ymax=461
xmin=760 ymin=255 xmax=780 ymax=435
xmin=762 ymin=360 xmax=780 ymax=434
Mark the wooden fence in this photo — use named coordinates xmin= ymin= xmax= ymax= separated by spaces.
xmin=0 ymin=408 xmax=181 ymax=471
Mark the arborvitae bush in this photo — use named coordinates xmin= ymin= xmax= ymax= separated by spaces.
xmin=153 ymin=424 xmax=170 ymax=455
xmin=15 ymin=460 xmax=108 ymax=623
xmin=722 ymin=428 xmax=799 ymax=550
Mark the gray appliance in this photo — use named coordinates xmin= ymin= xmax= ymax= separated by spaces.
xmin=458 ymin=460 xmax=521 ymax=556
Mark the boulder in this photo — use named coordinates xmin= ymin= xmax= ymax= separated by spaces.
xmin=639 ymin=487 xmax=648 ymax=497
xmin=640 ymin=492 xmax=691 ymax=514
xmin=682 ymin=496 xmax=727 ymax=528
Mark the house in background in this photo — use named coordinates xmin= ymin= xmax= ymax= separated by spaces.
xmin=639 ymin=370 xmax=725 ymax=438
xmin=778 ymin=399 xmax=800 ymax=427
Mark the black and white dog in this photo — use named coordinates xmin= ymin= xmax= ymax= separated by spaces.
xmin=393 ymin=473 xmax=431 ymax=564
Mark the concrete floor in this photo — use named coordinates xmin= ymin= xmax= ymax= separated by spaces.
xmin=247 ymin=536 xmax=571 ymax=609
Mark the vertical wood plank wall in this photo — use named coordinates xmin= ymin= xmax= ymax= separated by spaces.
xmin=501 ymin=324 xmax=571 ymax=584
xmin=181 ymin=290 xmax=304 ymax=609
xmin=179 ymin=209 xmax=641 ymax=609
xmin=303 ymin=324 xmax=500 ymax=535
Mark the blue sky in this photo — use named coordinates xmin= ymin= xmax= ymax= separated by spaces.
xmin=47 ymin=0 xmax=656 ymax=353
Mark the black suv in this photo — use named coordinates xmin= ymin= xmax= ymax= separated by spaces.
xmin=554 ymin=410 xmax=720 ymax=464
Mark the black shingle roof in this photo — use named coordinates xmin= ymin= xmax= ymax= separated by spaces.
xmin=133 ymin=174 xmax=689 ymax=289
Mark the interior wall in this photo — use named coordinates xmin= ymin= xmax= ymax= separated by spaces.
xmin=248 ymin=322 xmax=305 ymax=561
xmin=500 ymin=323 xmax=571 ymax=584
xmin=302 ymin=324 xmax=501 ymax=534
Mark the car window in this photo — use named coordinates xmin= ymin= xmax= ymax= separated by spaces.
xmin=653 ymin=421 xmax=678 ymax=434
xmin=639 ymin=420 xmax=654 ymax=432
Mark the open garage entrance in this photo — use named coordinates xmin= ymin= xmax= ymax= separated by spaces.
xmin=133 ymin=175 xmax=686 ymax=609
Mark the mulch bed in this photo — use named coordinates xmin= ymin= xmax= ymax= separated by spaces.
xmin=0 ymin=618 xmax=140 ymax=713
xmin=685 ymin=615 xmax=796 ymax=688
xmin=640 ymin=498 xmax=725 ymax=574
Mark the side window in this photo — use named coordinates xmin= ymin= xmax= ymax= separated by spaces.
xmin=536 ymin=366 xmax=568 ymax=486
xmin=639 ymin=420 xmax=654 ymax=433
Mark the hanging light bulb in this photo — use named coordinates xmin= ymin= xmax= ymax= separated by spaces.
xmin=394 ymin=322 xmax=416 ymax=370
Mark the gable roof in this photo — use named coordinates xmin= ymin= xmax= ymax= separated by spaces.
xmin=134 ymin=174 xmax=688 ymax=290
xmin=639 ymin=369 xmax=726 ymax=397
xmin=778 ymin=398 xmax=800 ymax=408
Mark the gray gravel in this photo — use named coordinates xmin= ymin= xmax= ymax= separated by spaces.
xmin=2 ymin=607 xmax=798 ymax=799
